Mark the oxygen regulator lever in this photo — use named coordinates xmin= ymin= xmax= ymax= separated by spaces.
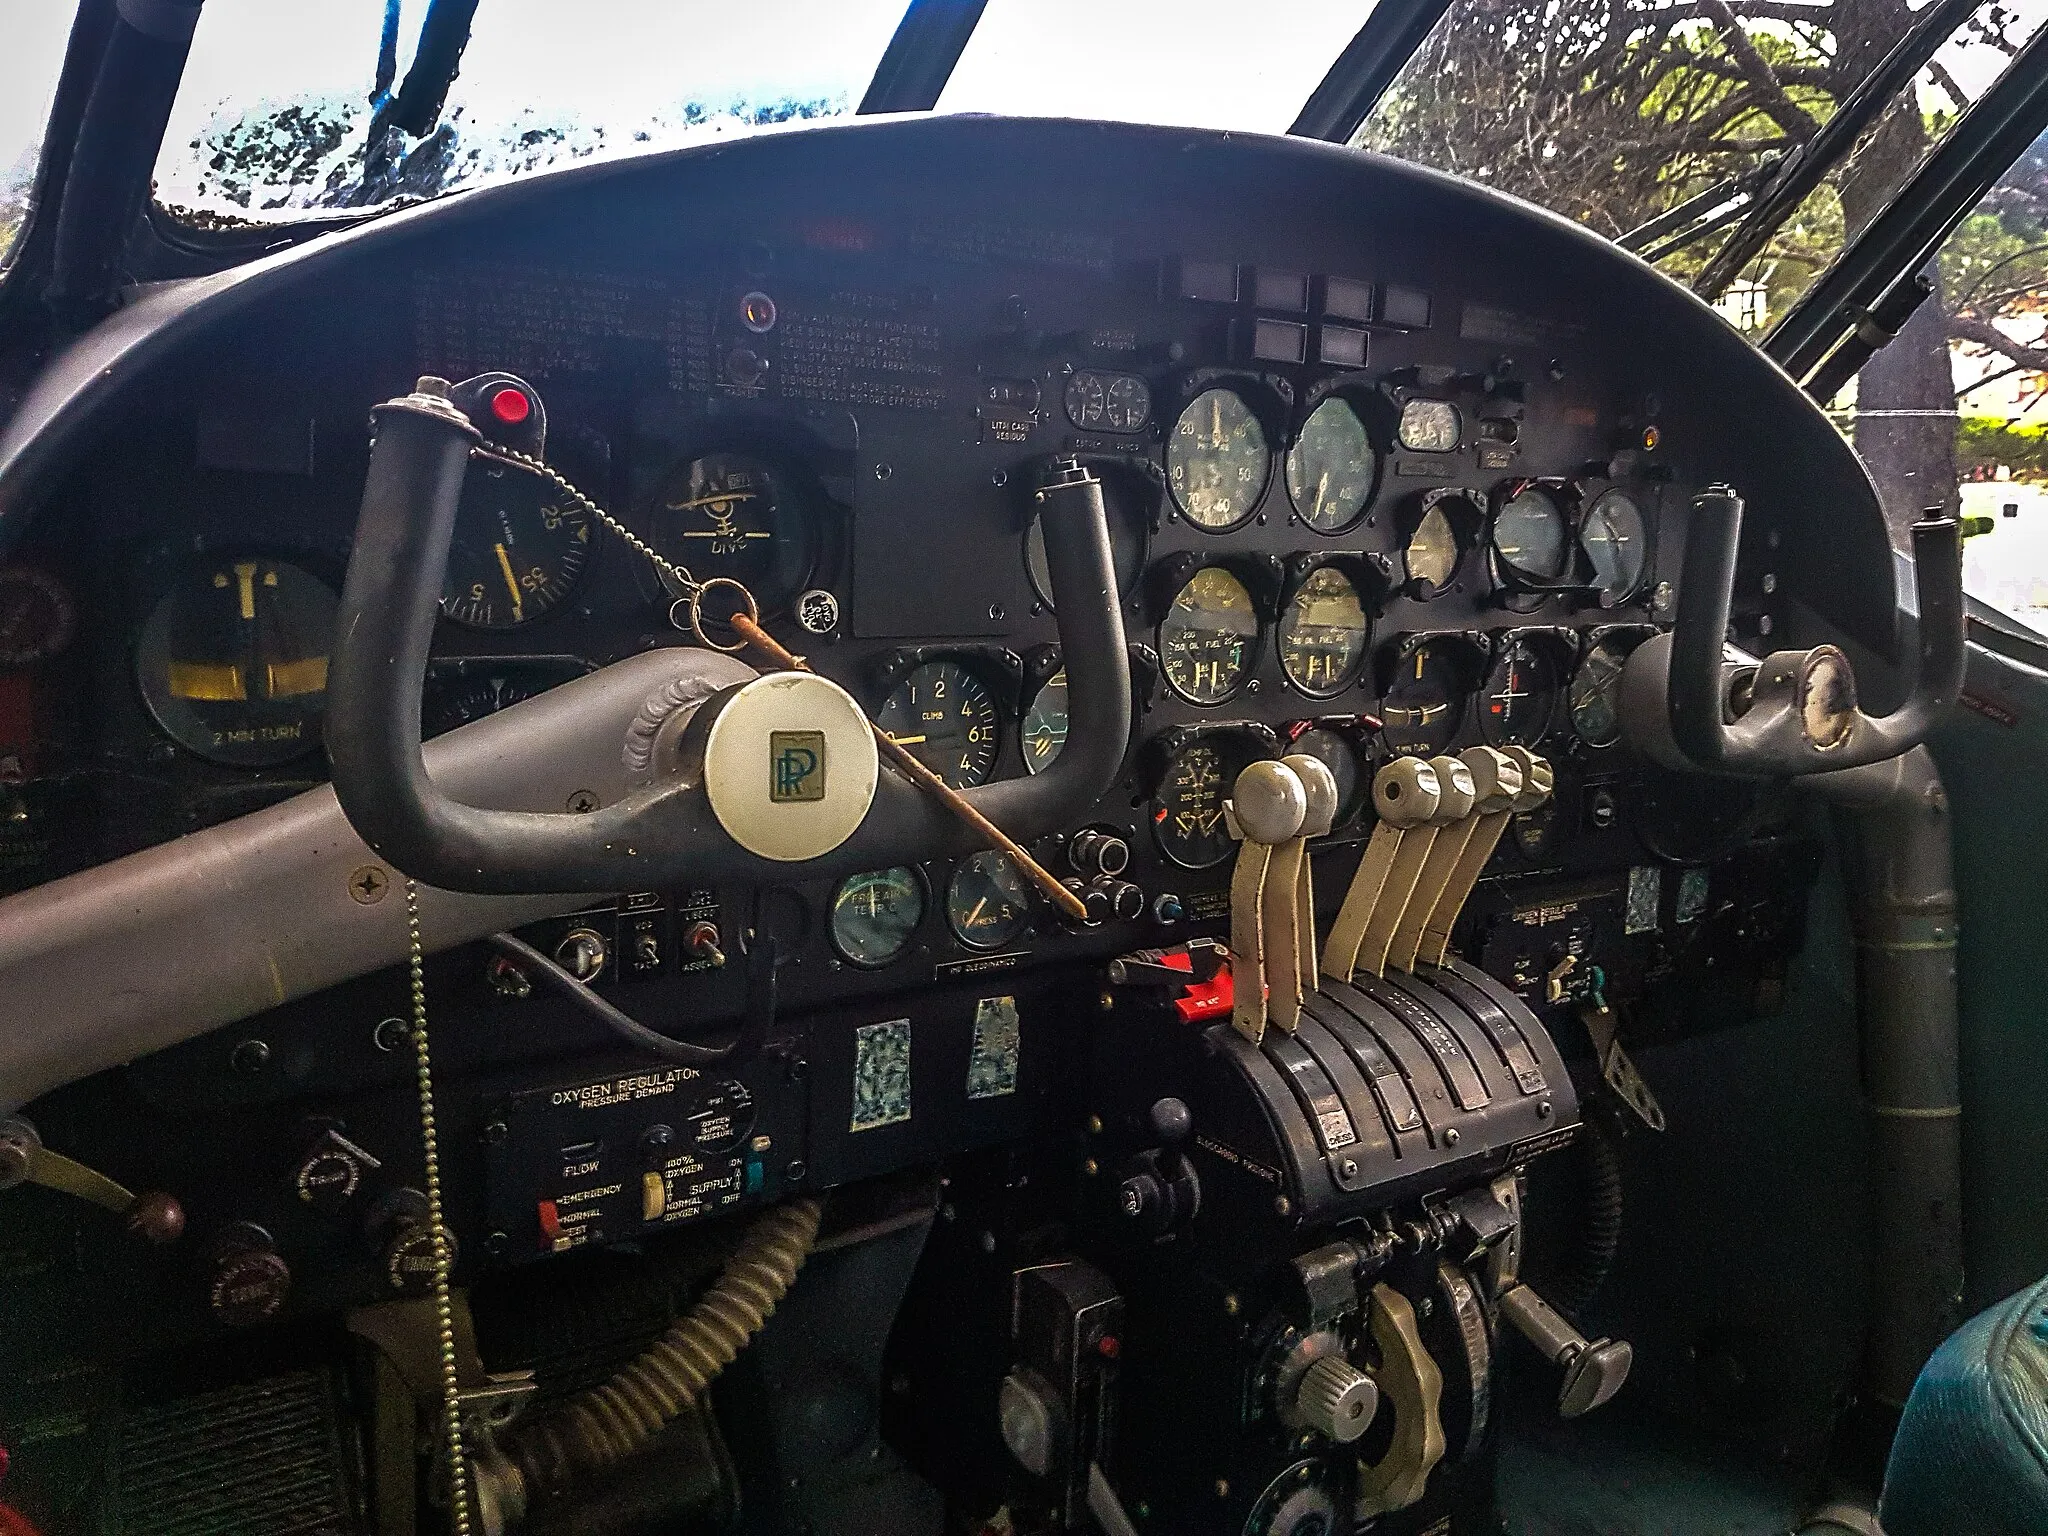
xmin=0 ymin=1115 xmax=185 ymax=1245
xmin=1622 ymin=487 xmax=1964 ymax=775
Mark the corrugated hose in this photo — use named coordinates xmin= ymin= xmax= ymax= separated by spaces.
xmin=497 ymin=1196 xmax=824 ymax=1516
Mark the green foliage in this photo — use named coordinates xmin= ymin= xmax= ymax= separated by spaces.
xmin=1956 ymin=414 xmax=2048 ymax=479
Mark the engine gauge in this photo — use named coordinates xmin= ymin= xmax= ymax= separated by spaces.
xmin=1278 ymin=566 xmax=1370 ymax=697
xmin=1167 ymin=387 xmax=1269 ymax=530
xmin=1380 ymin=639 xmax=1468 ymax=756
xmin=947 ymin=850 xmax=1035 ymax=950
xmin=440 ymin=459 xmax=592 ymax=629
xmin=0 ymin=566 xmax=76 ymax=667
xmin=1025 ymin=485 xmax=1147 ymax=612
xmin=1580 ymin=488 xmax=1649 ymax=605
xmin=875 ymin=660 xmax=1000 ymax=789
xmin=1569 ymin=634 xmax=1639 ymax=748
xmin=1492 ymin=486 xmax=1573 ymax=582
xmin=1152 ymin=740 xmax=1234 ymax=869
xmin=1160 ymin=566 xmax=1258 ymax=705
xmin=1479 ymin=635 xmax=1562 ymax=747
xmin=1397 ymin=398 xmax=1461 ymax=454
xmin=1021 ymin=669 xmax=1069 ymax=775
xmin=1403 ymin=491 xmax=1480 ymax=598
xmin=136 ymin=557 xmax=338 ymax=767
xmin=1063 ymin=370 xmax=1151 ymax=433
xmin=1288 ymin=725 xmax=1366 ymax=827
xmin=830 ymin=867 xmax=925 ymax=967
xmin=650 ymin=451 xmax=814 ymax=608
xmin=1286 ymin=396 xmax=1377 ymax=533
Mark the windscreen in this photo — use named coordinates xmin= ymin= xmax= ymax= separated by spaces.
xmin=153 ymin=0 xmax=913 ymax=225
xmin=0 ymin=5 xmax=77 ymax=268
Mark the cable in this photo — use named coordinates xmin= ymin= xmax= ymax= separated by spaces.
xmin=1551 ymin=1111 xmax=1625 ymax=1319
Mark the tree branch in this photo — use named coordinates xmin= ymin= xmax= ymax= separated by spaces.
xmin=1950 ymin=311 xmax=2048 ymax=374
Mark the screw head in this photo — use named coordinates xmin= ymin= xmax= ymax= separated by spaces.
xmin=230 ymin=1039 xmax=271 ymax=1075
xmin=348 ymin=865 xmax=389 ymax=904
xmin=372 ymin=1017 xmax=411 ymax=1053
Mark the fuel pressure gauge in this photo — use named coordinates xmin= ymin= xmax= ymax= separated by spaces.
xmin=1159 ymin=566 xmax=1258 ymax=705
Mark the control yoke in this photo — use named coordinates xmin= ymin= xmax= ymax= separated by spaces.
xmin=1639 ymin=487 xmax=1964 ymax=776
xmin=327 ymin=375 xmax=1133 ymax=894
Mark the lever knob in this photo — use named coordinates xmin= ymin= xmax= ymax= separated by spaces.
xmin=1295 ymin=1354 xmax=1379 ymax=1444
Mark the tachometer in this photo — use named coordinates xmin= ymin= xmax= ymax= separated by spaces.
xmin=1492 ymin=486 xmax=1572 ymax=582
xmin=1380 ymin=639 xmax=1467 ymax=756
xmin=440 ymin=459 xmax=591 ymax=629
xmin=136 ymin=557 xmax=338 ymax=767
xmin=1580 ymin=488 xmax=1649 ymax=606
xmin=1152 ymin=741 xmax=1233 ymax=869
xmin=1160 ymin=566 xmax=1258 ymax=705
xmin=876 ymin=660 xmax=1000 ymax=789
xmin=831 ymin=868 xmax=925 ymax=967
xmin=947 ymin=851 xmax=1035 ymax=950
xmin=650 ymin=451 xmax=814 ymax=608
xmin=1021 ymin=669 xmax=1069 ymax=775
xmin=1286 ymin=397 xmax=1377 ymax=533
xmin=1479 ymin=635 xmax=1562 ymax=747
xmin=1167 ymin=387 xmax=1269 ymax=530
xmin=1278 ymin=566 xmax=1370 ymax=696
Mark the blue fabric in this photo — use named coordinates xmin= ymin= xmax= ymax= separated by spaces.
xmin=1881 ymin=1276 xmax=2048 ymax=1536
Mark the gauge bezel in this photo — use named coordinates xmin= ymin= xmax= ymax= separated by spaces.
xmin=1284 ymin=387 xmax=1387 ymax=537
xmin=0 ymin=564 xmax=78 ymax=668
xmin=1154 ymin=560 xmax=1266 ymax=707
xmin=1396 ymin=488 xmax=1485 ymax=601
xmin=1373 ymin=632 xmax=1485 ymax=758
xmin=1163 ymin=375 xmax=1282 ymax=533
xmin=1145 ymin=724 xmax=1278 ymax=870
xmin=438 ymin=456 xmax=596 ymax=632
xmin=1020 ymin=663 xmax=1070 ymax=777
xmin=1282 ymin=716 xmax=1377 ymax=833
xmin=1395 ymin=396 xmax=1463 ymax=455
xmin=1477 ymin=628 xmax=1573 ymax=749
xmin=1062 ymin=369 xmax=1154 ymax=435
xmin=1576 ymin=484 xmax=1655 ymax=608
xmin=945 ymin=850 xmax=1037 ymax=951
xmin=828 ymin=865 xmax=931 ymax=969
xmin=1488 ymin=480 xmax=1581 ymax=591
xmin=1275 ymin=557 xmax=1376 ymax=699
xmin=1568 ymin=624 xmax=1654 ymax=750
xmin=1022 ymin=457 xmax=1154 ymax=613
xmin=868 ymin=649 xmax=1018 ymax=790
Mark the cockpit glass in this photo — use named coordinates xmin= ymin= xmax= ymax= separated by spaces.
xmin=151 ymin=0 xmax=913 ymax=228
xmin=0 ymin=6 xmax=74 ymax=269
xmin=935 ymin=0 xmax=1376 ymax=132
xmin=1357 ymin=0 xmax=2048 ymax=339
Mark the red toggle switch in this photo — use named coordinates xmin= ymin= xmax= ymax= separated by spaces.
xmin=537 ymin=1199 xmax=561 ymax=1246
xmin=488 ymin=386 xmax=531 ymax=425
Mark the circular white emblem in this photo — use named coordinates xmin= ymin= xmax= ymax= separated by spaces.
xmin=795 ymin=588 xmax=840 ymax=636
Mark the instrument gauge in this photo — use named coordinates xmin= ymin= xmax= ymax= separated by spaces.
xmin=1021 ymin=669 xmax=1069 ymax=776
xmin=1493 ymin=487 xmax=1573 ymax=582
xmin=1025 ymin=486 xmax=1147 ymax=612
xmin=876 ymin=660 xmax=1000 ymax=789
xmin=1278 ymin=566 xmax=1370 ymax=697
xmin=0 ymin=566 xmax=76 ymax=667
xmin=1063 ymin=370 xmax=1151 ymax=433
xmin=1288 ymin=726 xmax=1366 ymax=827
xmin=1286 ymin=397 xmax=1377 ymax=533
xmin=422 ymin=656 xmax=594 ymax=738
xmin=1167 ymin=387 xmax=1270 ymax=530
xmin=1480 ymin=636 xmax=1563 ymax=747
xmin=1380 ymin=640 xmax=1468 ymax=756
xmin=136 ymin=557 xmax=338 ymax=767
xmin=440 ymin=459 xmax=591 ymax=629
xmin=947 ymin=851 xmax=1035 ymax=950
xmin=1580 ymin=488 xmax=1649 ymax=605
xmin=651 ymin=451 xmax=814 ymax=609
xmin=1570 ymin=634 xmax=1639 ymax=748
xmin=1152 ymin=741 xmax=1234 ymax=869
xmin=1403 ymin=492 xmax=1480 ymax=598
xmin=1397 ymin=399 xmax=1461 ymax=454
xmin=830 ymin=868 xmax=926 ymax=968
xmin=1159 ymin=566 xmax=1258 ymax=705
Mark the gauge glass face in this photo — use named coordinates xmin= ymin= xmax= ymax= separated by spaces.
xmin=1480 ymin=637 xmax=1562 ymax=746
xmin=1021 ymin=669 xmax=1069 ymax=776
xmin=1289 ymin=726 xmax=1365 ymax=827
xmin=1279 ymin=567 xmax=1370 ymax=696
xmin=651 ymin=451 xmax=812 ymax=607
xmin=875 ymin=660 xmax=1000 ymax=789
xmin=1160 ymin=567 xmax=1258 ymax=704
xmin=1569 ymin=636 xmax=1636 ymax=748
xmin=1397 ymin=399 xmax=1461 ymax=454
xmin=422 ymin=657 xmax=593 ymax=739
xmin=1025 ymin=491 xmax=1147 ymax=611
xmin=830 ymin=868 xmax=925 ymax=967
xmin=1286 ymin=397 xmax=1377 ymax=533
xmin=440 ymin=461 xmax=592 ymax=629
xmin=1063 ymin=370 xmax=1151 ymax=433
xmin=1152 ymin=742 xmax=1233 ymax=869
xmin=1167 ymin=388 xmax=1269 ymax=530
xmin=1380 ymin=641 xmax=1466 ymax=756
xmin=136 ymin=558 xmax=338 ymax=767
xmin=1493 ymin=487 xmax=1572 ymax=581
xmin=0 ymin=566 xmax=76 ymax=667
xmin=947 ymin=851 xmax=1035 ymax=950
xmin=1404 ymin=501 xmax=1467 ymax=595
xmin=1581 ymin=489 xmax=1648 ymax=605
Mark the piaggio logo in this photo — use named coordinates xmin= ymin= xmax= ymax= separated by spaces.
xmin=769 ymin=731 xmax=827 ymax=802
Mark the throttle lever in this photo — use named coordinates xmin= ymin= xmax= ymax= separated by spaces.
xmin=1619 ymin=487 xmax=1964 ymax=776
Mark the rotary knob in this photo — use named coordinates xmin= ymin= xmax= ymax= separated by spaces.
xmin=1294 ymin=1353 xmax=1379 ymax=1444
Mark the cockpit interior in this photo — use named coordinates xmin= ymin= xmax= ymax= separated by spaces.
xmin=2 ymin=2 xmax=2046 ymax=1533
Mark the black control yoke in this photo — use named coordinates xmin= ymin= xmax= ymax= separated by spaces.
xmin=1666 ymin=487 xmax=1965 ymax=775
xmin=327 ymin=376 xmax=1132 ymax=894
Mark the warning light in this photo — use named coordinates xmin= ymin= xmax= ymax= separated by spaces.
xmin=740 ymin=291 xmax=778 ymax=334
xmin=1641 ymin=425 xmax=1660 ymax=451
xmin=489 ymin=387 xmax=531 ymax=425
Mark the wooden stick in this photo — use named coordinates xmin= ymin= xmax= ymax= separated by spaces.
xmin=730 ymin=613 xmax=1090 ymax=923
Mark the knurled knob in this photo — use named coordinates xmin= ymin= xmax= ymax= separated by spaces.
xmin=1296 ymin=1353 xmax=1380 ymax=1444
